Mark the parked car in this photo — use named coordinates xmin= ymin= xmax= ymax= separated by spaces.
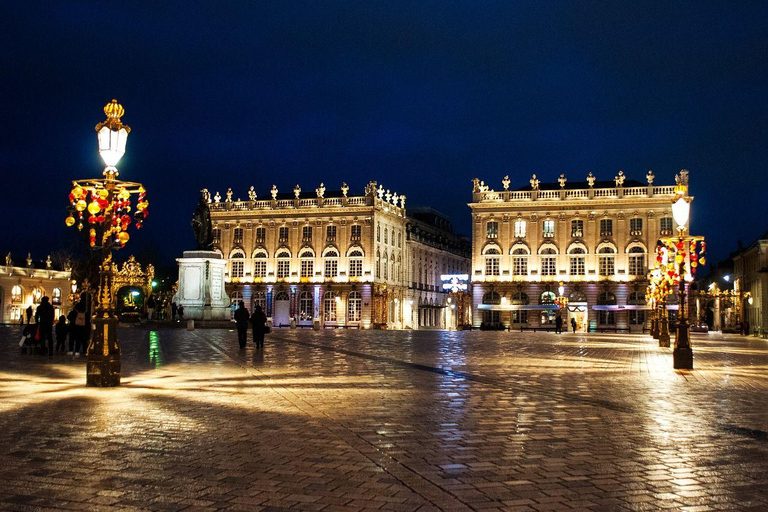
xmin=690 ymin=321 xmax=709 ymax=333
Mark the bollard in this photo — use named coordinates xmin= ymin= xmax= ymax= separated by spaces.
xmin=187 ymin=319 xmax=195 ymax=331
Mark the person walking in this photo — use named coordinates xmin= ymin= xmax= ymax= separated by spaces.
xmin=55 ymin=315 xmax=68 ymax=352
xmin=555 ymin=314 xmax=563 ymax=334
xmin=234 ymin=301 xmax=250 ymax=349
xmin=250 ymin=305 xmax=267 ymax=349
xmin=67 ymin=294 xmax=91 ymax=356
xmin=34 ymin=296 xmax=55 ymax=355
xmin=570 ymin=317 xmax=577 ymax=333
xmin=146 ymin=295 xmax=156 ymax=321
xmin=25 ymin=305 xmax=33 ymax=325
xmin=178 ymin=304 xmax=185 ymax=321
xmin=171 ymin=302 xmax=178 ymax=323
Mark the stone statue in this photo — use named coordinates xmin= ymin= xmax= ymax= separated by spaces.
xmin=587 ymin=172 xmax=596 ymax=187
xmin=294 ymin=184 xmax=301 ymax=199
xmin=191 ymin=189 xmax=214 ymax=250
xmin=646 ymin=170 xmax=655 ymax=185
xmin=248 ymin=186 xmax=257 ymax=201
xmin=530 ymin=175 xmax=540 ymax=191
xmin=558 ymin=174 xmax=567 ymax=188
xmin=341 ymin=182 xmax=349 ymax=197
xmin=502 ymin=175 xmax=510 ymax=190
xmin=614 ymin=170 xmax=625 ymax=187
xmin=5 ymin=252 xmax=11 ymax=267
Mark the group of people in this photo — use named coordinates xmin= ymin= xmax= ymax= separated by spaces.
xmin=554 ymin=315 xmax=578 ymax=334
xmin=21 ymin=295 xmax=91 ymax=356
xmin=233 ymin=302 xmax=268 ymax=349
xmin=170 ymin=302 xmax=185 ymax=322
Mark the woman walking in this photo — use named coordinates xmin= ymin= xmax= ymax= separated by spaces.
xmin=250 ymin=305 xmax=267 ymax=349
xmin=233 ymin=301 xmax=250 ymax=349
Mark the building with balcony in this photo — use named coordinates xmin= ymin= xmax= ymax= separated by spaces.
xmin=468 ymin=171 xmax=683 ymax=332
xmin=1 ymin=253 xmax=72 ymax=324
xmin=209 ymin=181 xmax=407 ymax=329
xmin=404 ymin=208 xmax=471 ymax=329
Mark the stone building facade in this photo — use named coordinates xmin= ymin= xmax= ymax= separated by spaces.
xmin=404 ymin=208 xmax=471 ymax=329
xmin=1 ymin=253 xmax=72 ymax=324
xmin=468 ymin=171 xmax=682 ymax=332
xmin=209 ymin=182 xmax=407 ymax=329
xmin=733 ymin=232 xmax=768 ymax=336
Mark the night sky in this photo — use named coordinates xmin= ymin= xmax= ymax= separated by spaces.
xmin=2 ymin=2 xmax=767 ymax=267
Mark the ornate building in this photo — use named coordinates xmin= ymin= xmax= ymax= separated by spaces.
xmin=209 ymin=181 xmax=407 ymax=328
xmin=404 ymin=208 xmax=471 ymax=329
xmin=1 ymin=252 xmax=72 ymax=324
xmin=733 ymin=232 xmax=768 ymax=336
xmin=468 ymin=171 xmax=684 ymax=332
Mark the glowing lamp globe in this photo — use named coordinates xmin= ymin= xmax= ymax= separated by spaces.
xmin=672 ymin=196 xmax=690 ymax=232
xmin=95 ymin=100 xmax=131 ymax=169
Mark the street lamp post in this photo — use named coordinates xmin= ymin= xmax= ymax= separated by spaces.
xmin=65 ymin=100 xmax=149 ymax=387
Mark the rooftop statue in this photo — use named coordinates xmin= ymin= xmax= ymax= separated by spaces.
xmin=191 ymin=189 xmax=214 ymax=250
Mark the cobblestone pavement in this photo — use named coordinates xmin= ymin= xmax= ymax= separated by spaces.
xmin=1 ymin=326 xmax=767 ymax=511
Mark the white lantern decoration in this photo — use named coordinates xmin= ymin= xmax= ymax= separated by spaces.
xmin=95 ymin=99 xmax=131 ymax=171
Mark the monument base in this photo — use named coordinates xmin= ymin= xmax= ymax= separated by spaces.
xmin=175 ymin=250 xmax=231 ymax=322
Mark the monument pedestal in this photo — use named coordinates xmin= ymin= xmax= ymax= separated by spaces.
xmin=174 ymin=251 xmax=230 ymax=321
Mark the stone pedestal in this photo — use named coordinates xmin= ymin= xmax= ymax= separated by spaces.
xmin=174 ymin=251 xmax=230 ymax=321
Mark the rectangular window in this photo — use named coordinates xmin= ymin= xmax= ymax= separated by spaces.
xmin=255 ymin=227 xmax=266 ymax=243
xmin=514 ymin=220 xmax=526 ymax=238
xmin=277 ymin=260 xmax=290 ymax=278
xmin=326 ymin=225 xmax=337 ymax=242
xmin=349 ymin=259 xmax=363 ymax=277
xmin=629 ymin=311 xmax=646 ymax=325
xmin=629 ymin=255 xmax=645 ymax=276
xmin=231 ymin=261 xmax=244 ymax=278
xmin=542 ymin=220 xmax=555 ymax=238
xmin=300 ymin=260 xmax=313 ymax=278
xmin=485 ymin=257 xmax=500 ymax=276
xmin=325 ymin=259 xmax=338 ymax=278
xmin=351 ymin=225 xmax=361 ymax=241
xmin=233 ymin=228 xmax=243 ymax=244
xmin=599 ymin=256 xmax=615 ymax=276
xmin=254 ymin=261 xmax=266 ymax=278
xmin=600 ymin=219 xmax=613 ymax=237
xmin=598 ymin=311 xmax=616 ymax=325
xmin=660 ymin=217 xmax=673 ymax=236
xmin=630 ymin=218 xmax=643 ymax=236
xmin=302 ymin=226 xmax=313 ymax=242
xmin=512 ymin=310 xmax=528 ymax=324
xmin=278 ymin=226 xmax=289 ymax=243
xmin=513 ymin=256 xmax=528 ymax=276
xmin=212 ymin=228 xmax=221 ymax=244
xmin=486 ymin=221 xmax=499 ymax=239
xmin=571 ymin=220 xmax=583 ymax=238
xmin=570 ymin=256 xmax=585 ymax=276
xmin=541 ymin=256 xmax=557 ymax=276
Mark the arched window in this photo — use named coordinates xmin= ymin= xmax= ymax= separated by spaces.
xmin=52 ymin=288 xmax=62 ymax=305
xmin=324 ymin=248 xmax=339 ymax=278
xmin=628 ymin=291 xmax=645 ymax=305
xmin=11 ymin=285 xmax=22 ymax=303
xmin=230 ymin=249 xmax=246 ymax=279
xmin=482 ymin=291 xmax=501 ymax=325
xmin=32 ymin=287 xmax=44 ymax=304
xmin=511 ymin=291 xmax=529 ymax=304
xmin=323 ymin=291 xmax=337 ymax=322
xmin=397 ymin=232 xmax=402 ymax=248
xmin=397 ymin=255 xmax=402 ymax=282
xmin=252 ymin=291 xmax=266 ymax=312
xmin=384 ymin=228 xmax=388 ymax=245
xmin=230 ymin=291 xmax=243 ymax=319
xmin=376 ymin=249 xmax=381 ymax=279
xmin=569 ymin=290 xmax=587 ymax=302
xmin=347 ymin=291 xmax=362 ymax=322
xmin=568 ymin=246 xmax=586 ymax=276
xmin=597 ymin=292 xmax=617 ymax=305
xmin=598 ymin=245 xmax=616 ymax=276
xmin=483 ymin=244 xmax=501 ymax=276
xmin=275 ymin=291 xmax=290 ymax=301
xmin=540 ymin=291 xmax=556 ymax=305
xmin=253 ymin=249 xmax=268 ymax=278
xmin=511 ymin=246 xmax=529 ymax=276
xmin=348 ymin=248 xmax=364 ymax=278
xmin=628 ymin=246 xmax=646 ymax=276
xmin=276 ymin=249 xmax=291 ymax=279
xmin=376 ymin=223 xmax=380 ymax=242
xmin=299 ymin=291 xmax=313 ymax=321
xmin=539 ymin=245 xmax=558 ymax=276
xmin=382 ymin=252 xmax=389 ymax=280
xmin=483 ymin=291 xmax=501 ymax=305
xmin=300 ymin=249 xmax=314 ymax=279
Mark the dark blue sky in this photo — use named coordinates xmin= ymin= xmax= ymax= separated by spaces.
xmin=2 ymin=2 xmax=767 ymax=266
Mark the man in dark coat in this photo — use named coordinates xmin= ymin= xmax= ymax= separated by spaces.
xmin=555 ymin=314 xmax=563 ymax=334
xmin=34 ymin=296 xmax=55 ymax=355
xmin=67 ymin=294 xmax=91 ymax=356
xmin=233 ymin=301 xmax=250 ymax=349
xmin=250 ymin=305 xmax=267 ymax=349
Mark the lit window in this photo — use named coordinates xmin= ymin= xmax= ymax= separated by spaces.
xmin=630 ymin=217 xmax=643 ymax=236
xmin=487 ymin=221 xmax=499 ymax=239
xmin=598 ymin=246 xmax=616 ymax=276
xmin=302 ymin=226 xmax=313 ymax=242
xmin=326 ymin=225 xmax=337 ymax=242
xmin=347 ymin=291 xmax=362 ymax=322
xmin=542 ymin=220 xmax=555 ymax=238
xmin=278 ymin=226 xmax=289 ymax=243
xmin=571 ymin=220 xmax=584 ymax=238
xmin=212 ymin=228 xmax=221 ymax=244
xmin=512 ymin=248 xmax=528 ymax=276
xmin=300 ymin=259 xmax=314 ymax=278
xmin=323 ymin=292 xmax=337 ymax=322
xmin=11 ymin=285 xmax=22 ymax=303
xmin=600 ymin=219 xmax=613 ymax=237
xmin=299 ymin=291 xmax=313 ymax=321
xmin=660 ymin=217 xmax=673 ymax=235
xmin=231 ymin=261 xmax=244 ymax=278
xmin=351 ymin=225 xmax=361 ymax=241
xmin=253 ymin=250 xmax=267 ymax=278
xmin=485 ymin=257 xmax=500 ymax=276
xmin=255 ymin=227 xmax=266 ymax=243
xmin=628 ymin=247 xmax=646 ymax=276
xmin=540 ymin=247 xmax=557 ymax=276
xmin=277 ymin=260 xmax=290 ymax=278
xmin=514 ymin=220 xmax=526 ymax=238
xmin=569 ymin=247 xmax=586 ymax=276
xmin=233 ymin=227 xmax=243 ymax=244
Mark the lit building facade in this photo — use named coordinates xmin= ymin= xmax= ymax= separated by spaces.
xmin=733 ymin=232 xmax=768 ymax=336
xmin=209 ymin=182 xmax=407 ymax=329
xmin=1 ymin=253 xmax=73 ymax=324
xmin=404 ymin=208 xmax=471 ymax=329
xmin=468 ymin=171 xmax=681 ymax=332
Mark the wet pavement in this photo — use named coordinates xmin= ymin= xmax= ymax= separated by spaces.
xmin=1 ymin=325 xmax=767 ymax=511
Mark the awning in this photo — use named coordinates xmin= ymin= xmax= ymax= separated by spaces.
xmin=478 ymin=304 xmax=560 ymax=311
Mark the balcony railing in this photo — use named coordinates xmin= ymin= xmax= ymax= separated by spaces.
xmin=473 ymin=185 xmax=678 ymax=203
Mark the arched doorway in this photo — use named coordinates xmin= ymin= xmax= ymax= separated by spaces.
xmin=298 ymin=291 xmax=313 ymax=326
xmin=273 ymin=291 xmax=290 ymax=327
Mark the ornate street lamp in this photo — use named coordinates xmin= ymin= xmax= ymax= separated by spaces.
xmin=65 ymin=100 xmax=149 ymax=387
xmin=662 ymin=171 xmax=706 ymax=369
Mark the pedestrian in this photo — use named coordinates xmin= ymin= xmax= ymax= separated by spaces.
xmin=250 ymin=305 xmax=267 ymax=349
xmin=67 ymin=294 xmax=91 ymax=356
xmin=25 ymin=305 xmax=33 ymax=324
xmin=571 ymin=317 xmax=577 ymax=333
xmin=34 ymin=296 xmax=55 ymax=355
xmin=234 ymin=301 xmax=250 ymax=349
xmin=744 ymin=319 xmax=750 ymax=336
xmin=178 ymin=304 xmax=185 ymax=321
xmin=146 ymin=295 xmax=156 ymax=321
xmin=555 ymin=314 xmax=563 ymax=334
xmin=55 ymin=315 xmax=68 ymax=352
xmin=171 ymin=302 xmax=178 ymax=322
